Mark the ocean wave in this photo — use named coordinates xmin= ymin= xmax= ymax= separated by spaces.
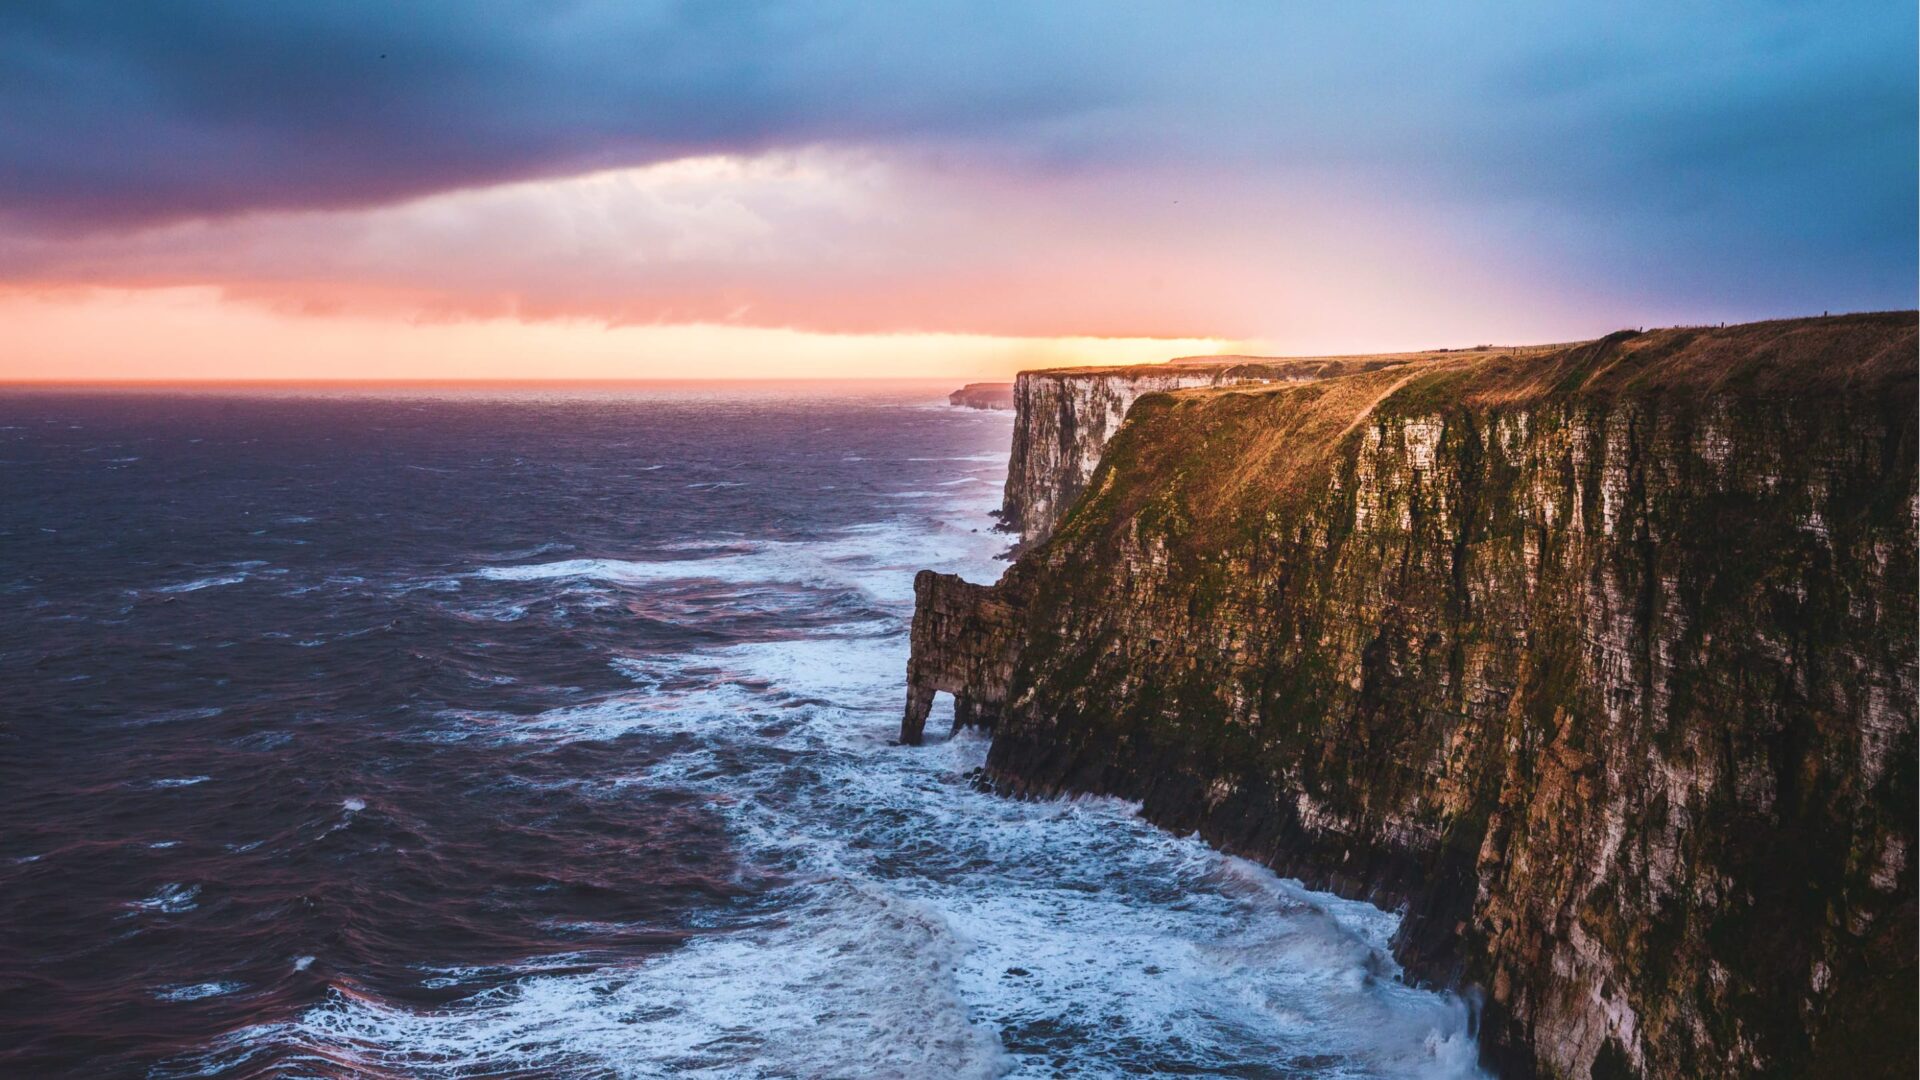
xmin=124 ymin=707 xmax=225 ymax=727
xmin=180 ymin=880 xmax=1006 ymax=1080
xmin=155 ymin=981 xmax=245 ymax=1002
xmin=472 ymin=514 xmax=1000 ymax=609
xmin=151 ymin=573 xmax=251 ymax=594
xmin=128 ymin=883 xmax=201 ymax=914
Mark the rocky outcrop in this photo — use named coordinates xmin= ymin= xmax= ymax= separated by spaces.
xmin=901 ymin=570 xmax=1019 ymax=745
xmin=1000 ymin=356 xmax=1455 ymax=547
xmin=948 ymin=382 xmax=1015 ymax=410
xmin=906 ymin=314 xmax=1919 ymax=1077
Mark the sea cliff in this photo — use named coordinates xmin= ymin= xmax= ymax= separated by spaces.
xmin=906 ymin=313 xmax=1919 ymax=1078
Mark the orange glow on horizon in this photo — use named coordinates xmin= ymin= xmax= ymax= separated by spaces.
xmin=0 ymin=150 xmax=1632 ymax=382
xmin=0 ymin=287 xmax=1242 ymax=383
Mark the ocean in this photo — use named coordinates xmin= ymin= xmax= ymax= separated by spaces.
xmin=1 ymin=385 xmax=1482 ymax=1078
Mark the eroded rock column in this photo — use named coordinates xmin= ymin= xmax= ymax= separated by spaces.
xmin=900 ymin=569 xmax=1020 ymax=744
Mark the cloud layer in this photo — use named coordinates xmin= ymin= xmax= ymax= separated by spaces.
xmin=1 ymin=1 xmax=1912 ymax=355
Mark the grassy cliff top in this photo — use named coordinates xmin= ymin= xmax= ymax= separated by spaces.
xmin=1032 ymin=342 xmax=1577 ymax=379
xmin=1161 ymin=344 xmax=1580 ymax=367
xmin=1027 ymin=313 xmax=1915 ymax=392
xmin=1054 ymin=312 xmax=1917 ymax=548
xmin=1185 ymin=312 xmax=1917 ymax=406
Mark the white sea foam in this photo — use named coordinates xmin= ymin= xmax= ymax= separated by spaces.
xmin=184 ymin=436 xmax=1481 ymax=1078
xmin=156 ymin=981 xmax=245 ymax=1002
xmin=212 ymin=881 xmax=1005 ymax=1080
xmin=476 ymin=557 xmax=764 ymax=586
xmin=152 ymin=573 xmax=250 ymax=594
xmin=130 ymin=883 xmax=201 ymax=914
xmin=474 ymin=514 xmax=997 ymax=610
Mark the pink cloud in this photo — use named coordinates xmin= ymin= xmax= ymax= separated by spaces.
xmin=0 ymin=150 xmax=1619 ymax=351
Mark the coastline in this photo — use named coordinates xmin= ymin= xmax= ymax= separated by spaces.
xmin=913 ymin=313 xmax=1920 ymax=1078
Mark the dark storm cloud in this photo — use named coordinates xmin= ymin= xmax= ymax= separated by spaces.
xmin=0 ymin=1 xmax=1116 ymax=228
xmin=0 ymin=1 xmax=1912 ymax=308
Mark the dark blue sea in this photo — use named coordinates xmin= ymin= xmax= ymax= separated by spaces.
xmin=1 ymin=385 xmax=1480 ymax=1078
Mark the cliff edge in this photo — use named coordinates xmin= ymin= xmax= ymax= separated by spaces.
xmin=906 ymin=313 xmax=1919 ymax=1078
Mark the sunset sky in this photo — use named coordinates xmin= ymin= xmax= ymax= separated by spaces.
xmin=3 ymin=2 xmax=1914 ymax=381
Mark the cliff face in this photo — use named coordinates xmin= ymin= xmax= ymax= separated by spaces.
xmin=999 ymin=358 xmax=1406 ymax=546
xmin=907 ymin=314 xmax=1919 ymax=1078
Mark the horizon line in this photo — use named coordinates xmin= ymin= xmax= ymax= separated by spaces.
xmin=0 ymin=375 xmax=998 ymax=389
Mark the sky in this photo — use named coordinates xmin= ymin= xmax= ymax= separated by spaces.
xmin=1 ymin=1 xmax=1914 ymax=381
